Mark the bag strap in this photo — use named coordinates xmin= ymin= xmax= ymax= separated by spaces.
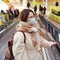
xmin=18 ymin=30 xmax=26 ymax=44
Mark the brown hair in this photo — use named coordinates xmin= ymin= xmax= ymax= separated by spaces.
xmin=20 ymin=9 xmax=34 ymax=22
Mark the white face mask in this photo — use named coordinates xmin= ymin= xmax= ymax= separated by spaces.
xmin=29 ymin=17 xmax=36 ymax=24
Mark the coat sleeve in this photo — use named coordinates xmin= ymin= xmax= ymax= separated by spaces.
xmin=39 ymin=36 xmax=53 ymax=48
xmin=12 ymin=32 xmax=29 ymax=60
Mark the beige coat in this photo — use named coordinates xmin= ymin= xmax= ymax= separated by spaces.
xmin=12 ymin=21 xmax=53 ymax=60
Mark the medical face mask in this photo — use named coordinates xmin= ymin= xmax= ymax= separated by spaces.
xmin=29 ymin=17 xmax=36 ymax=24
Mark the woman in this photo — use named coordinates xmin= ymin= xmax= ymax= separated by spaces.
xmin=12 ymin=9 xmax=57 ymax=60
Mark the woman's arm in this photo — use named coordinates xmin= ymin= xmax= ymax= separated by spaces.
xmin=40 ymin=36 xmax=57 ymax=48
xmin=12 ymin=32 xmax=25 ymax=59
xmin=12 ymin=32 xmax=29 ymax=60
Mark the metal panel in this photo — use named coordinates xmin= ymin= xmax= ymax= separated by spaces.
xmin=50 ymin=25 xmax=53 ymax=36
xmin=55 ymin=30 xmax=59 ymax=42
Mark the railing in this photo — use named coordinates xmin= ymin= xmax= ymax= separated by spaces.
xmin=0 ymin=18 xmax=19 ymax=38
xmin=39 ymin=14 xmax=60 ymax=42
xmin=39 ymin=14 xmax=60 ymax=60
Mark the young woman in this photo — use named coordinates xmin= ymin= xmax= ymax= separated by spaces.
xmin=12 ymin=9 xmax=57 ymax=60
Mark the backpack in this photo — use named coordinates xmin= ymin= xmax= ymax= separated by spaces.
xmin=4 ymin=31 xmax=26 ymax=60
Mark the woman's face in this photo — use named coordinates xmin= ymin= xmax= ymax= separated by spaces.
xmin=27 ymin=12 xmax=34 ymax=22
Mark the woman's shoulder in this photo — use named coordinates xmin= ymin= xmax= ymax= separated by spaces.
xmin=14 ymin=31 xmax=24 ymax=38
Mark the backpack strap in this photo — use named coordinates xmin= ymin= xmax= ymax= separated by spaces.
xmin=18 ymin=30 xmax=26 ymax=44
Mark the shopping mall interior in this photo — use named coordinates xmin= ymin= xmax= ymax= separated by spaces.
xmin=0 ymin=0 xmax=60 ymax=60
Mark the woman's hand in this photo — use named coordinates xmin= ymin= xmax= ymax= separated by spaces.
xmin=50 ymin=42 xmax=58 ymax=47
